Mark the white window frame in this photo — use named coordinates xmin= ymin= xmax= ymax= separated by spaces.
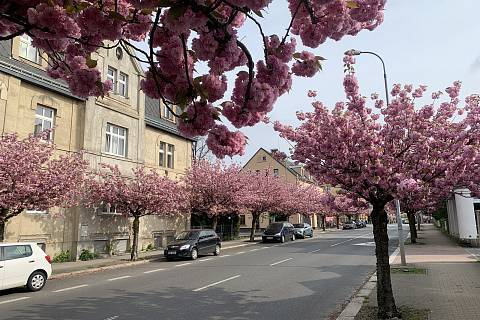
xmin=159 ymin=142 xmax=166 ymax=167
xmin=26 ymin=209 xmax=48 ymax=215
xmin=19 ymin=34 xmax=41 ymax=64
xmin=105 ymin=123 xmax=127 ymax=157
xmin=97 ymin=203 xmax=122 ymax=216
xmin=118 ymin=72 xmax=128 ymax=97
xmin=34 ymin=105 xmax=55 ymax=140
xmin=164 ymin=105 xmax=174 ymax=121
xmin=167 ymin=144 xmax=174 ymax=169
xmin=107 ymin=66 xmax=117 ymax=93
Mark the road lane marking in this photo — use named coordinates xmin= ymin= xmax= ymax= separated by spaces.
xmin=192 ymin=275 xmax=241 ymax=292
xmin=175 ymin=262 xmax=192 ymax=267
xmin=107 ymin=275 xmax=132 ymax=281
xmin=52 ymin=284 xmax=88 ymax=293
xmin=0 ymin=297 xmax=30 ymax=305
xmin=330 ymin=233 xmax=371 ymax=247
xmin=199 ymin=258 xmax=213 ymax=262
xmin=144 ymin=268 xmax=165 ymax=274
xmin=270 ymin=258 xmax=293 ymax=266
xmin=236 ymin=251 xmax=246 ymax=255
xmin=219 ymin=254 xmax=231 ymax=258
xmin=103 ymin=316 xmax=119 ymax=320
xmin=309 ymin=248 xmax=322 ymax=253
xmin=249 ymin=248 xmax=259 ymax=252
xmin=222 ymin=244 xmax=250 ymax=250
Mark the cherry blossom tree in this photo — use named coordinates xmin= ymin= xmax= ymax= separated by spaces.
xmin=274 ymin=56 xmax=480 ymax=318
xmin=0 ymin=1 xmax=386 ymax=158
xmin=184 ymin=160 xmax=246 ymax=230
xmin=0 ymin=133 xmax=87 ymax=242
xmin=84 ymin=164 xmax=187 ymax=261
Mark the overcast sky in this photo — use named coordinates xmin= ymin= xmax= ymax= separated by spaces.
xmin=218 ymin=0 xmax=480 ymax=166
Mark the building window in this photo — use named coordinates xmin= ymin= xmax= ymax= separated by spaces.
xmin=273 ymin=169 xmax=279 ymax=177
xmin=107 ymin=66 xmax=117 ymax=93
xmin=98 ymin=203 xmax=121 ymax=215
xmin=118 ymin=72 xmax=128 ymax=97
xmin=19 ymin=35 xmax=40 ymax=64
xmin=164 ymin=105 xmax=174 ymax=121
xmin=240 ymin=215 xmax=246 ymax=226
xmin=159 ymin=142 xmax=166 ymax=167
xmin=261 ymin=156 xmax=267 ymax=161
xmin=34 ymin=105 xmax=55 ymax=140
xmin=105 ymin=123 xmax=127 ymax=157
xmin=167 ymin=144 xmax=174 ymax=169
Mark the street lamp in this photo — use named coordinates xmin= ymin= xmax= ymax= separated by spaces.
xmin=344 ymin=49 xmax=406 ymax=266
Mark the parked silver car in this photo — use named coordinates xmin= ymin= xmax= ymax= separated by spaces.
xmin=342 ymin=221 xmax=357 ymax=230
xmin=293 ymin=223 xmax=314 ymax=238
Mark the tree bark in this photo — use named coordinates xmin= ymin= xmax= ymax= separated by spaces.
xmin=322 ymin=215 xmax=326 ymax=231
xmin=416 ymin=213 xmax=421 ymax=231
xmin=336 ymin=215 xmax=340 ymax=229
xmin=371 ymin=203 xmax=400 ymax=319
xmin=0 ymin=219 xmax=5 ymax=242
xmin=249 ymin=213 xmax=259 ymax=242
xmin=212 ymin=215 xmax=218 ymax=231
xmin=131 ymin=215 xmax=140 ymax=261
xmin=406 ymin=211 xmax=417 ymax=244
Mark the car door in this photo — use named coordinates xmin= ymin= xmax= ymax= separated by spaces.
xmin=197 ymin=231 xmax=209 ymax=254
xmin=206 ymin=231 xmax=217 ymax=252
xmin=3 ymin=245 xmax=34 ymax=289
xmin=0 ymin=247 xmax=4 ymax=290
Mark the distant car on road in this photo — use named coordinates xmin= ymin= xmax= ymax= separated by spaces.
xmin=354 ymin=220 xmax=366 ymax=228
xmin=342 ymin=221 xmax=357 ymax=230
xmin=0 ymin=242 xmax=52 ymax=292
xmin=293 ymin=223 xmax=314 ymax=238
xmin=262 ymin=222 xmax=296 ymax=243
xmin=164 ymin=229 xmax=221 ymax=261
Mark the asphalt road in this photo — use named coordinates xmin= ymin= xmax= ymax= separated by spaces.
xmin=0 ymin=225 xmax=405 ymax=320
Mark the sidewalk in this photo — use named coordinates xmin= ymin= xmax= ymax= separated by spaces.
xmin=359 ymin=224 xmax=480 ymax=319
xmin=51 ymin=238 xmax=259 ymax=277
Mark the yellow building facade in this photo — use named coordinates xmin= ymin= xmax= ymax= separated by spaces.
xmin=0 ymin=37 xmax=193 ymax=258
xmin=240 ymin=148 xmax=321 ymax=230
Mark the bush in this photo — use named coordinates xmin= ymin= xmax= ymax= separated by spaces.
xmin=145 ymin=243 xmax=155 ymax=251
xmin=52 ymin=250 xmax=71 ymax=263
xmin=79 ymin=249 xmax=96 ymax=261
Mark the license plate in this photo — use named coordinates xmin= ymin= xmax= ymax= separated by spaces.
xmin=168 ymin=250 xmax=176 ymax=255
xmin=267 ymin=237 xmax=273 ymax=239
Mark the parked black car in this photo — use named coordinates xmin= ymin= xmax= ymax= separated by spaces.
xmin=262 ymin=222 xmax=296 ymax=243
xmin=354 ymin=220 xmax=366 ymax=228
xmin=164 ymin=229 xmax=221 ymax=261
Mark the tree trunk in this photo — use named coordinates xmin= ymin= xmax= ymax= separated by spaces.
xmin=131 ymin=216 xmax=140 ymax=261
xmin=336 ymin=215 xmax=340 ymax=229
xmin=417 ymin=213 xmax=421 ymax=231
xmin=371 ymin=203 xmax=400 ymax=319
xmin=212 ymin=216 xmax=218 ymax=231
xmin=0 ymin=219 xmax=5 ymax=242
xmin=322 ymin=215 xmax=326 ymax=231
xmin=406 ymin=211 xmax=417 ymax=244
xmin=249 ymin=213 xmax=259 ymax=242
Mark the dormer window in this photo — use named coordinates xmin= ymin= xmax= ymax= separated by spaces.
xmin=19 ymin=35 xmax=40 ymax=64
xmin=164 ymin=105 xmax=174 ymax=121
xmin=107 ymin=66 xmax=128 ymax=98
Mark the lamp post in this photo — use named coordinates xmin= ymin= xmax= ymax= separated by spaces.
xmin=344 ymin=49 xmax=406 ymax=266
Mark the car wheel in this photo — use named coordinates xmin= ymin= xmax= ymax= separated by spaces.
xmin=281 ymin=235 xmax=285 ymax=243
xmin=190 ymin=248 xmax=198 ymax=260
xmin=213 ymin=244 xmax=221 ymax=256
xmin=310 ymin=232 xmax=314 ymax=238
xmin=27 ymin=271 xmax=46 ymax=292
xmin=292 ymin=234 xmax=295 ymax=241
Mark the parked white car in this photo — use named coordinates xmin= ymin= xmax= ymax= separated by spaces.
xmin=0 ymin=242 xmax=52 ymax=292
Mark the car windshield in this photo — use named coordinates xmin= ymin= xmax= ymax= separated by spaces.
xmin=293 ymin=224 xmax=304 ymax=228
xmin=266 ymin=223 xmax=283 ymax=233
xmin=175 ymin=231 xmax=199 ymax=240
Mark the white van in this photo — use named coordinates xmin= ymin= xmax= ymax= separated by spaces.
xmin=0 ymin=242 xmax=52 ymax=292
